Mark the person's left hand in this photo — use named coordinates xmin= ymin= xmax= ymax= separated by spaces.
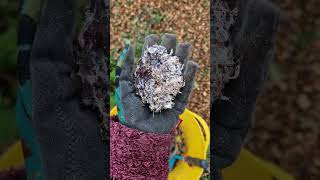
xmin=114 ymin=34 xmax=199 ymax=133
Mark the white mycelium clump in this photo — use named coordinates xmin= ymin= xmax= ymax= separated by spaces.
xmin=134 ymin=45 xmax=185 ymax=112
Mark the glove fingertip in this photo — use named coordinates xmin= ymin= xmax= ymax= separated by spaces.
xmin=176 ymin=42 xmax=192 ymax=65
xmin=119 ymin=45 xmax=135 ymax=81
xmin=161 ymin=33 xmax=177 ymax=53
xmin=142 ymin=34 xmax=160 ymax=54
xmin=184 ymin=60 xmax=199 ymax=81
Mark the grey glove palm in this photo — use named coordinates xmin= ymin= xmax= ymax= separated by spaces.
xmin=117 ymin=34 xmax=199 ymax=133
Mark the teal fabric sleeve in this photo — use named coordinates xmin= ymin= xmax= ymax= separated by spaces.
xmin=114 ymin=45 xmax=129 ymax=125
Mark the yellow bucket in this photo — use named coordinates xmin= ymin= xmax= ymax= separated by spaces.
xmin=0 ymin=141 xmax=24 ymax=171
xmin=110 ymin=107 xmax=210 ymax=180
xmin=223 ymin=149 xmax=295 ymax=180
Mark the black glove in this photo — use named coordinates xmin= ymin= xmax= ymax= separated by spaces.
xmin=30 ymin=0 xmax=105 ymax=179
xmin=211 ymin=0 xmax=280 ymax=170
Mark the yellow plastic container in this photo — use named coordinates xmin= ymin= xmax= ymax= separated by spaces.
xmin=110 ymin=107 xmax=210 ymax=180
xmin=223 ymin=149 xmax=295 ymax=180
xmin=0 ymin=141 xmax=24 ymax=171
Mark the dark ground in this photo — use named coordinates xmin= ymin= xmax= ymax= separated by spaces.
xmin=246 ymin=0 xmax=320 ymax=179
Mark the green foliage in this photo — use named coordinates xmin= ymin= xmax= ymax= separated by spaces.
xmin=200 ymin=175 xmax=210 ymax=180
xmin=0 ymin=0 xmax=18 ymax=76
xmin=269 ymin=62 xmax=282 ymax=82
xmin=109 ymin=49 xmax=117 ymax=108
xmin=0 ymin=0 xmax=18 ymax=33
xmin=149 ymin=10 xmax=166 ymax=25
xmin=0 ymin=108 xmax=18 ymax=151
xmin=201 ymin=66 xmax=210 ymax=79
xmin=0 ymin=0 xmax=18 ymax=85
xmin=0 ymin=27 xmax=17 ymax=74
xmin=0 ymin=0 xmax=19 ymax=150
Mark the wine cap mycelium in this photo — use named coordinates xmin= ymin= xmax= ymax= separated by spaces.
xmin=134 ymin=45 xmax=185 ymax=112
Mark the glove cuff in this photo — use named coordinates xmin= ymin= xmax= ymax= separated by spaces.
xmin=110 ymin=117 xmax=174 ymax=180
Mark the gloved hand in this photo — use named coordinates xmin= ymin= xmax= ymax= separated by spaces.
xmin=115 ymin=33 xmax=199 ymax=133
xmin=30 ymin=0 xmax=105 ymax=179
xmin=211 ymin=0 xmax=280 ymax=173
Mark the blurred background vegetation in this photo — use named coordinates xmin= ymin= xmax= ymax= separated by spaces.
xmin=246 ymin=0 xmax=320 ymax=179
xmin=0 ymin=0 xmax=19 ymax=153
